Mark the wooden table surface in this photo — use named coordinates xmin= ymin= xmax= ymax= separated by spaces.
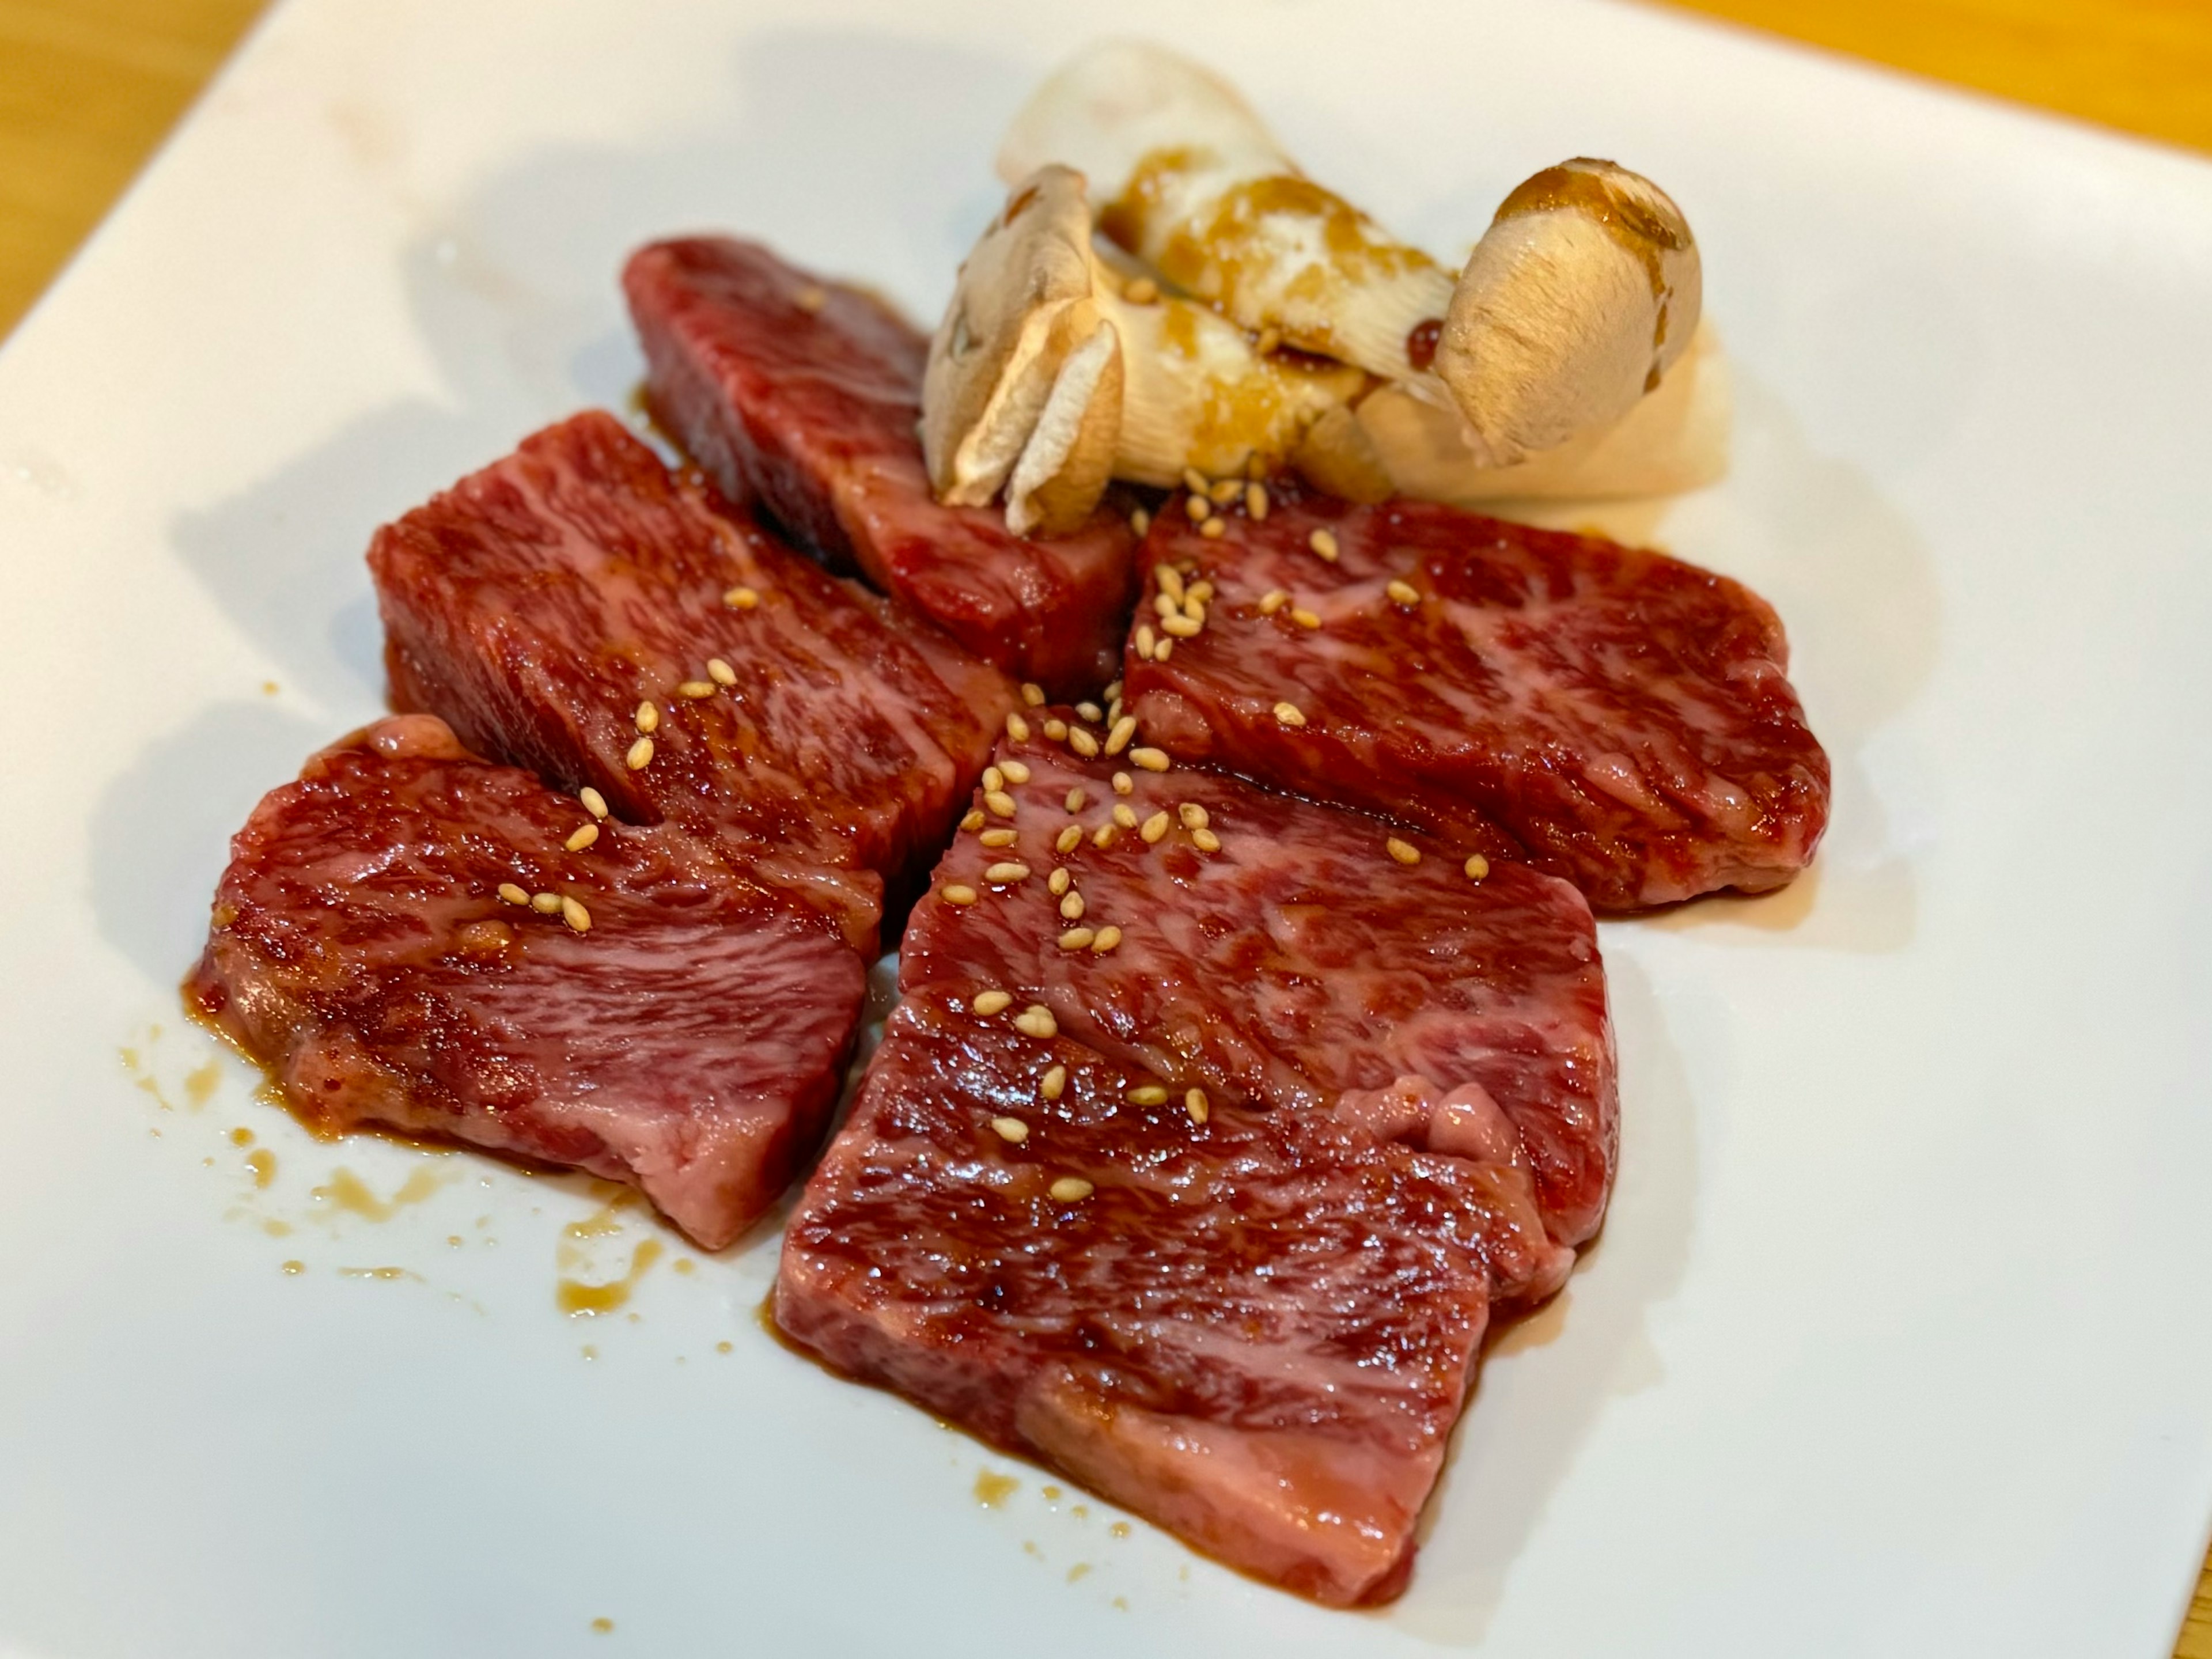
xmin=4 ymin=0 xmax=2209 ymax=1649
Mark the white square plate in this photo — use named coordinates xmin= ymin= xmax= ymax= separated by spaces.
xmin=5 ymin=1 xmax=2211 ymax=1653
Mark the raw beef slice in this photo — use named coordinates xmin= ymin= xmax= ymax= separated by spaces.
xmin=190 ymin=715 xmax=866 ymax=1249
xmin=1122 ymin=484 xmax=1831 ymax=910
xmin=776 ymin=990 xmax=1513 ymax=1607
xmin=623 ymin=236 xmax=1138 ymax=698
xmin=900 ymin=718 xmax=1615 ymax=1252
xmin=370 ymin=410 xmax=1010 ymax=947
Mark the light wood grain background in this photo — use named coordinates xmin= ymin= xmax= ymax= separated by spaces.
xmin=3 ymin=0 xmax=2209 ymax=1650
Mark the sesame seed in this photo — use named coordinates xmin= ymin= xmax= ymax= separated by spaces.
xmin=560 ymin=896 xmax=592 ymax=933
xmin=634 ymin=701 xmax=660 ymax=734
xmin=1068 ymin=727 xmax=1100 ymax=758
xmin=724 ymin=585 xmax=759 ymax=609
xmin=1309 ymin=529 xmax=1340 ymax=561
xmin=1210 ymin=478 xmax=1242 ymax=506
xmin=1154 ymin=592 xmax=1179 ymax=621
xmin=1161 ymin=613 xmax=1200 ymax=639
xmin=1188 ymin=579 xmax=1215 ymax=605
xmin=1273 ymin=701 xmax=1306 ymax=728
xmin=1001 ymin=760 xmax=1032 ymax=785
xmin=1055 ymin=824 xmax=1083 ymax=854
xmin=1059 ymin=891 xmax=1085 ymax=921
xmin=707 ymin=657 xmax=737 ymax=687
xmin=1139 ymin=811 xmax=1169 ymax=844
xmin=1076 ymin=701 xmax=1103 ymax=724
xmin=972 ymin=990 xmax=1013 ymax=1016
xmin=1130 ymin=747 xmax=1170 ymax=772
xmin=1130 ymin=507 xmax=1150 ymax=537
xmin=1112 ymin=771 xmax=1134 ymax=796
xmin=1048 ymin=1176 xmax=1093 ymax=1203
xmin=1178 ymin=803 xmax=1210 ymax=830
xmin=1020 ymin=681 xmax=1046 ymax=707
xmin=1184 ymin=494 xmax=1211 ymax=523
xmin=990 ymin=1116 xmax=1029 ymax=1144
xmin=531 ymin=892 xmax=563 ymax=914
xmin=677 ymin=680 xmax=714 ymax=699
xmin=1290 ymin=608 xmax=1321 ymax=630
xmin=1112 ymin=804 xmax=1138 ymax=830
xmin=794 ymin=284 xmax=827 ymax=313
xmin=1259 ymin=590 xmax=1289 ymax=615
xmin=565 ymin=823 xmax=600 ymax=853
xmin=984 ymin=790 xmax=1018 ymax=818
xmin=1105 ymin=715 xmax=1137 ymax=756
xmin=1104 ymin=680 xmax=1122 ymax=703
xmin=1059 ymin=927 xmax=1096 ymax=950
xmin=579 ymin=787 xmax=609 ymax=820
xmin=1247 ymin=482 xmax=1270 ymax=520
xmin=1135 ymin=623 xmax=1156 ymax=661
xmin=1157 ymin=565 xmax=1186 ymax=603
xmin=1048 ymin=868 xmax=1072 ymax=896
xmin=625 ymin=736 xmax=654 ymax=770
xmin=983 ymin=862 xmax=1031 ymax=884
xmin=1091 ymin=926 xmax=1123 ymax=953
xmin=1199 ymin=518 xmax=1226 ymax=540
xmin=1387 ymin=579 xmax=1421 ymax=606
xmin=1006 ymin=711 xmax=1031 ymax=741
xmin=960 ymin=808 xmax=986 ymax=832
xmin=1014 ymin=1005 xmax=1058 ymax=1039
xmin=1043 ymin=718 xmax=1068 ymax=741
xmin=943 ymin=884 xmax=979 ymax=906
xmin=497 ymin=882 xmax=528 ymax=906
xmin=1464 ymin=853 xmax=1491 ymax=881
xmin=1185 ymin=1088 xmax=1210 ymax=1124
xmin=1192 ymin=827 xmax=1222 ymax=853
xmin=1108 ymin=698 xmax=1124 ymax=724
xmin=1092 ymin=823 xmax=1119 ymax=849
xmin=1064 ymin=787 xmax=1087 ymax=813
xmin=980 ymin=828 xmax=1018 ymax=848
xmin=1127 ymin=1085 xmax=1168 ymax=1105
xmin=1124 ymin=276 xmax=1159 ymax=305
xmin=1154 ymin=638 xmax=1173 ymax=662
xmin=1387 ymin=838 xmax=1422 ymax=865
xmin=1181 ymin=467 xmax=1209 ymax=495
xmin=1181 ymin=594 xmax=1207 ymax=624
xmin=1041 ymin=1065 xmax=1067 ymax=1100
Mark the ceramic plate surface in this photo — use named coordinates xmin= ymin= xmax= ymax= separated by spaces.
xmin=4 ymin=1 xmax=2211 ymax=1653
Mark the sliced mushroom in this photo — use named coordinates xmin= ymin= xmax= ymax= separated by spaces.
xmin=998 ymin=39 xmax=1453 ymax=384
xmin=1433 ymin=158 xmax=1704 ymax=468
xmin=925 ymin=164 xmax=1363 ymax=525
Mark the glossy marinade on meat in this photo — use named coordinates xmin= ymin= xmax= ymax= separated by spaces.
xmin=189 ymin=716 xmax=867 ymax=1250
xmin=776 ymin=991 xmax=1516 ymax=1608
xmin=623 ymin=237 xmax=1139 ymax=699
xmin=900 ymin=719 xmax=1615 ymax=1253
xmin=1122 ymin=484 xmax=1831 ymax=910
xmin=369 ymin=410 xmax=1010 ymax=948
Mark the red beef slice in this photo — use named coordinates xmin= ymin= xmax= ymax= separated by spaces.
xmin=189 ymin=715 xmax=865 ymax=1249
xmin=1123 ymin=486 xmax=1830 ymax=910
xmin=623 ymin=237 xmax=1138 ymax=698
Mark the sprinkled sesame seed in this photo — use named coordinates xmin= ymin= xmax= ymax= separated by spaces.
xmin=1001 ymin=760 xmax=1032 ymax=785
xmin=1059 ymin=927 xmax=1096 ymax=951
xmin=1041 ymin=1065 xmax=1067 ymax=1100
xmin=1048 ymin=868 xmax=1073 ymax=896
xmin=1135 ymin=624 xmax=1156 ymax=661
xmin=1043 ymin=718 xmax=1068 ymax=741
xmin=1108 ymin=697 xmax=1124 ymax=723
xmin=984 ymin=790 xmax=1018 ymax=818
xmin=1112 ymin=804 xmax=1138 ymax=830
xmin=1199 ymin=517 xmax=1226 ymax=540
xmin=1309 ymin=529 xmax=1340 ymax=561
xmin=972 ymin=990 xmax=1013 ymax=1016
xmin=1178 ymin=803 xmax=1210 ymax=830
xmin=1161 ymin=613 xmax=1200 ymax=639
xmin=1124 ymin=276 xmax=1159 ymax=305
xmin=1464 ymin=853 xmax=1491 ymax=881
xmin=794 ymin=285 xmax=827 ymax=312
xmin=1259 ymin=590 xmax=1289 ymax=615
xmin=1130 ymin=507 xmax=1150 ymax=537
xmin=1181 ymin=467 xmax=1209 ymax=495
xmin=677 ymin=680 xmax=714 ymax=699
xmin=1186 ymin=1088 xmax=1210 ymax=1124
xmin=565 ymin=823 xmax=600 ymax=853
xmin=1387 ymin=838 xmax=1422 ymax=865
xmin=707 ymin=657 xmax=737 ymax=687
xmin=1092 ymin=823 xmax=1119 ymax=849
xmin=1104 ymin=680 xmax=1123 ymax=703
xmin=625 ymin=736 xmax=654 ymax=770
xmin=1091 ymin=925 xmax=1123 ymax=953
xmin=1154 ymin=638 xmax=1173 ymax=661
xmin=1064 ymin=787 xmax=1087 ymax=813
xmin=497 ymin=882 xmax=529 ymax=906
xmin=1020 ymin=681 xmax=1046 ymax=707
xmin=1188 ymin=579 xmax=1215 ymax=605
xmin=983 ymin=862 xmax=1031 ymax=884
xmin=1068 ymin=727 xmax=1100 ymax=758
xmin=634 ymin=701 xmax=660 ymax=734
xmin=1127 ymin=1085 xmax=1168 ymax=1105
xmin=960 ymin=808 xmax=986 ymax=832
xmin=1192 ymin=827 xmax=1222 ymax=853
xmin=1130 ymin=747 xmax=1170 ymax=773
xmin=1184 ymin=494 xmax=1211 ymax=523
xmin=1059 ymin=891 xmax=1085 ymax=921
xmin=1273 ymin=701 xmax=1307 ymax=728
xmin=532 ymin=892 xmax=563 ymax=914
xmin=724 ymin=585 xmax=759 ymax=609
xmin=1157 ymin=565 xmax=1186 ymax=603
xmin=1006 ymin=711 xmax=1031 ymax=742
xmin=560 ymin=896 xmax=592 ymax=933
xmin=579 ymin=787 xmax=609 ymax=820
xmin=1076 ymin=701 xmax=1103 ymax=724
xmin=1055 ymin=824 xmax=1083 ymax=854
xmin=1048 ymin=1176 xmax=1093 ymax=1203
xmin=1105 ymin=715 xmax=1137 ymax=756
xmin=1247 ymin=482 xmax=1270 ymax=520
xmin=1181 ymin=595 xmax=1206 ymax=624
xmin=990 ymin=1116 xmax=1029 ymax=1144
xmin=1154 ymin=592 xmax=1179 ymax=620
xmin=943 ymin=884 xmax=979 ymax=906
xmin=980 ymin=828 xmax=1018 ymax=848
xmin=1139 ymin=811 xmax=1170 ymax=844
xmin=1387 ymin=579 xmax=1421 ymax=606
xmin=1112 ymin=771 xmax=1134 ymax=796
xmin=1014 ymin=1005 xmax=1058 ymax=1039
xmin=1290 ymin=608 xmax=1321 ymax=630
xmin=1210 ymin=478 xmax=1242 ymax=506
